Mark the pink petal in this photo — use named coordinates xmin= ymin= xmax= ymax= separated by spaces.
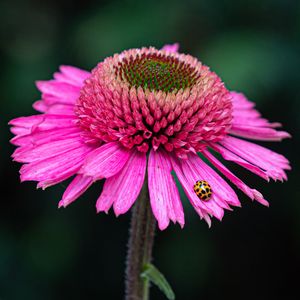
xmin=185 ymin=154 xmax=241 ymax=208
xmin=171 ymin=155 xmax=212 ymax=225
xmin=230 ymin=91 xmax=291 ymax=141
xmin=10 ymin=126 xmax=31 ymax=136
xmin=202 ymin=150 xmax=269 ymax=206
xmin=96 ymin=150 xmax=146 ymax=215
xmin=9 ymin=115 xmax=48 ymax=127
xmin=148 ymin=149 xmax=184 ymax=230
xmin=10 ymin=127 xmax=80 ymax=146
xmin=173 ymin=153 xmax=241 ymax=222
xmin=20 ymin=144 xmax=93 ymax=187
xmin=220 ymin=136 xmax=290 ymax=181
xmin=32 ymin=100 xmax=48 ymax=113
xmin=46 ymin=104 xmax=74 ymax=115
xmin=231 ymin=91 xmax=255 ymax=109
xmin=41 ymin=95 xmax=76 ymax=106
xmin=9 ymin=115 xmax=76 ymax=134
xmin=55 ymin=65 xmax=90 ymax=86
xmin=79 ymin=142 xmax=131 ymax=180
xmin=210 ymin=143 xmax=270 ymax=181
xmin=36 ymin=81 xmax=80 ymax=104
xmin=33 ymin=100 xmax=74 ymax=115
xmin=230 ymin=125 xmax=291 ymax=141
xmin=12 ymin=136 xmax=85 ymax=163
xmin=59 ymin=175 xmax=93 ymax=208
xmin=161 ymin=43 xmax=180 ymax=53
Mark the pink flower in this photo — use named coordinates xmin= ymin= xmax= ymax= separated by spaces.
xmin=10 ymin=44 xmax=291 ymax=230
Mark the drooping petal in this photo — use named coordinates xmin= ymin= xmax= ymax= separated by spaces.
xmin=161 ymin=43 xmax=180 ymax=53
xmin=20 ymin=144 xmax=93 ymax=188
xmin=33 ymin=100 xmax=74 ymax=115
xmin=10 ymin=126 xmax=32 ymax=136
xmin=231 ymin=91 xmax=255 ymax=109
xmin=9 ymin=114 xmax=54 ymax=127
xmin=32 ymin=66 xmax=89 ymax=115
xmin=9 ymin=114 xmax=76 ymax=135
xmin=12 ymin=136 xmax=85 ymax=163
xmin=59 ymin=175 xmax=93 ymax=208
xmin=185 ymin=154 xmax=240 ymax=208
xmin=202 ymin=150 xmax=269 ymax=206
xmin=96 ymin=150 xmax=146 ymax=215
xmin=171 ymin=155 xmax=212 ymax=225
xmin=219 ymin=136 xmax=290 ymax=181
xmin=148 ymin=149 xmax=184 ymax=230
xmin=230 ymin=92 xmax=290 ymax=141
xmin=41 ymin=95 xmax=76 ymax=107
xmin=230 ymin=125 xmax=291 ymax=141
xmin=36 ymin=81 xmax=81 ymax=104
xmin=10 ymin=127 xmax=80 ymax=146
xmin=79 ymin=142 xmax=131 ymax=180
xmin=54 ymin=65 xmax=90 ymax=86
xmin=32 ymin=100 xmax=48 ymax=113
xmin=210 ymin=143 xmax=270 ymax=181
xmin=172 ymin=153 xmax=241 ymax=222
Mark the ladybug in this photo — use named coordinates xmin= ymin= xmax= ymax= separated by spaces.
xmin=193 ymin=180 xmax=212 ymax=201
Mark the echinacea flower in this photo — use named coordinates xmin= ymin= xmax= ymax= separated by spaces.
xmin=10 ymin=43 xmax=291 ymax=230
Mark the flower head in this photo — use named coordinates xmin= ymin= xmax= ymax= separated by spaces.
xmin=10 ymin=44 xmax=291 ymax=229
xmin=76 ymin=46 xmax=232 ymax=158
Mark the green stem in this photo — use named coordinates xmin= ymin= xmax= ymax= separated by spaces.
xmin=125 ymin=175 xmax=156 ymax=300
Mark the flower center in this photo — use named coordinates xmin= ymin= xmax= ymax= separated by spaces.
xmin=77 ymin=47 xmax=233 ymax=158
xmin=114 ymin=53 xmax=201 ymax=93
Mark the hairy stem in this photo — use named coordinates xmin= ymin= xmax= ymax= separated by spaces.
xmin=125 ymin=176 xmax=156 ymax=300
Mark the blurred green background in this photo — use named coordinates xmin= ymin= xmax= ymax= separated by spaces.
xmin=0 ymin=0 xmax=299 ymax=299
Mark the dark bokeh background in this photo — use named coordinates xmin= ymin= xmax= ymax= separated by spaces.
xmin=0 ymin=0 xmax=299 ymax=299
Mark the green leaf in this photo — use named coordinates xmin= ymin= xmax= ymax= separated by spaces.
xmin=141 ymin=263 xmax=175 ymax=300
